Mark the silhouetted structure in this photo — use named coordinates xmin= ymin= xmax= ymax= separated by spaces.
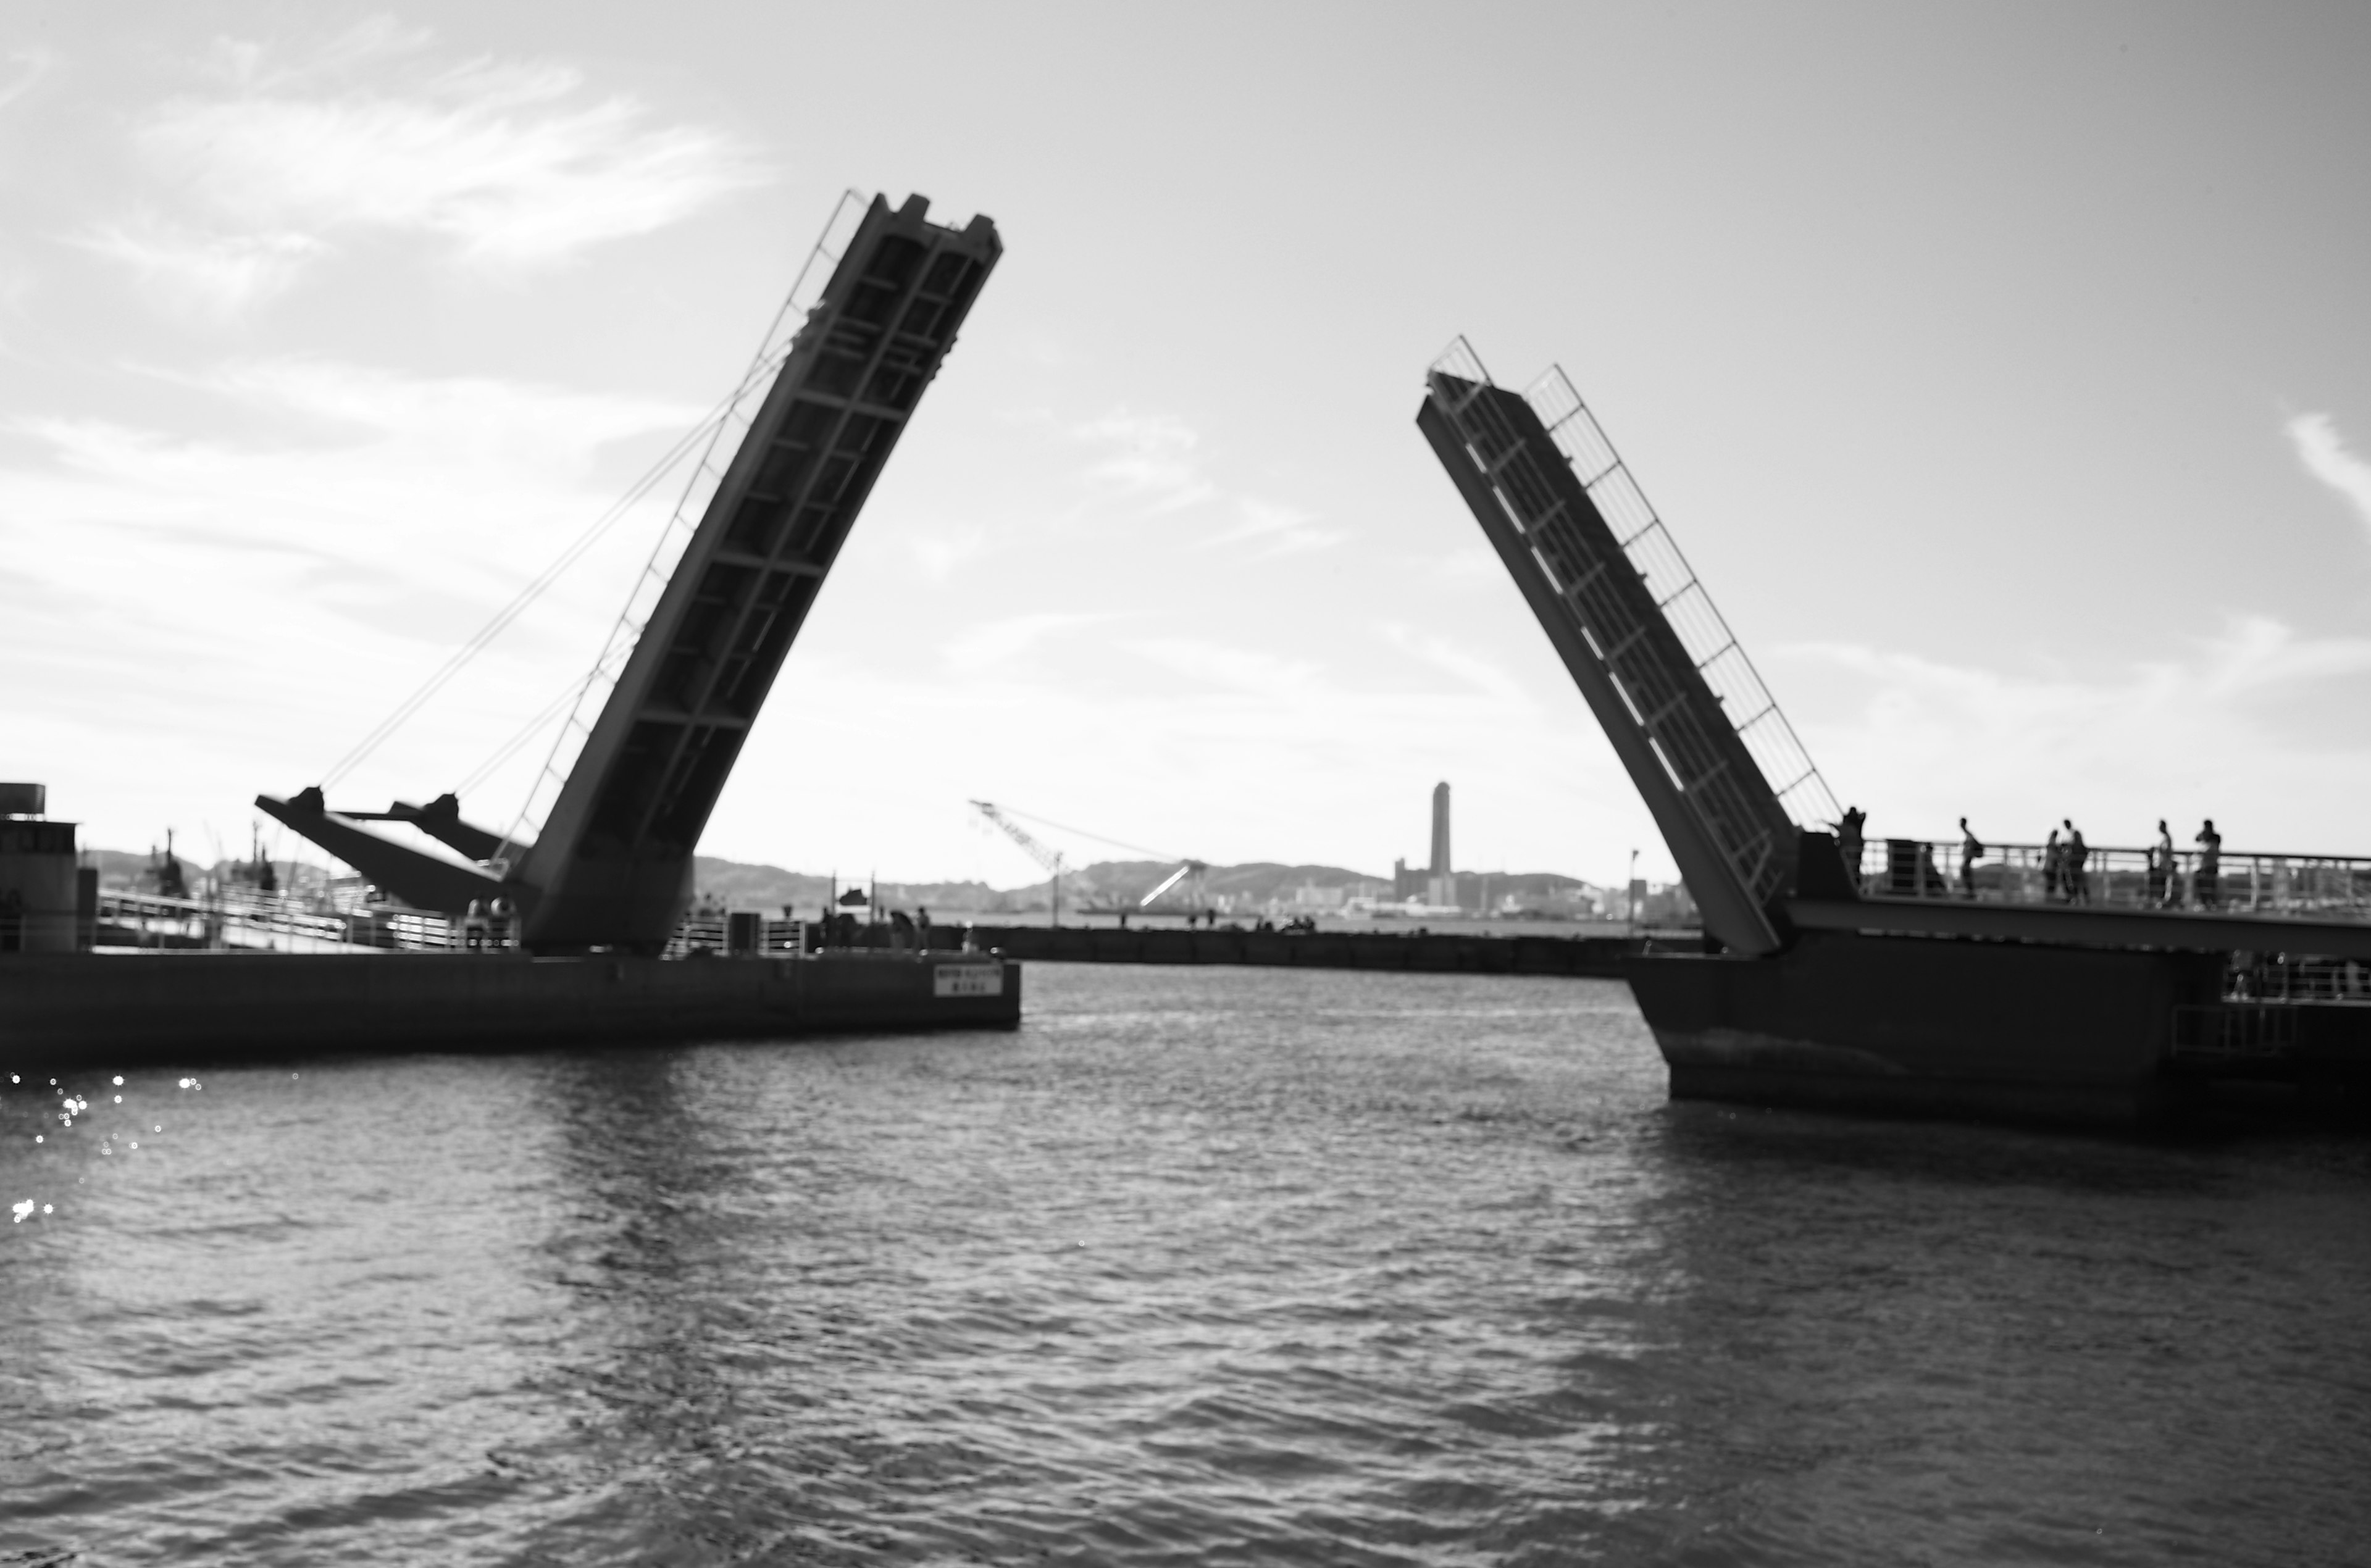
xmin=1418 ymin=344 xmax=1817 ymax=955
xmin=1427 ymin=782 xmax=1455 ymax=909
xmin=262 ymin=195 xmax=1002 ymax=953
xmin=1416 ymin=338 xmax=2371 ymax=1127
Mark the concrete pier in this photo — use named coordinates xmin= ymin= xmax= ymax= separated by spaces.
xmin=1 ymin=951 xmax=1019 ymax=1072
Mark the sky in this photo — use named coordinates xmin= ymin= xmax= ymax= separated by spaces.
xmin=4 ymin=2 xmax=2370 ymax=889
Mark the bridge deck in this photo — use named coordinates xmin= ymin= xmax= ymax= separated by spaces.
xmin=1790 ymin=896 xmax=2371 ymax=962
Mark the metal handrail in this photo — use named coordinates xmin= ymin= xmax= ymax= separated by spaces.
xmin=88 ymin=886 xmax=820 ymax=957
xmin=1521 ymin=364 xmax=1841 ymax=837
xmin=95 ymin=886 xmax=467 ymax=951
xmin=1838 ymin=837 xmax=2371 ymax=924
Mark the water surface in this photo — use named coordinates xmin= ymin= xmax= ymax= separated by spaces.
xmin=4 ymin=963 xmax=2366 ymax=1564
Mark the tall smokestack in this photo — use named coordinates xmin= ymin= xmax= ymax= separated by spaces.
xmin=1429 ymin=781 xmax=1451 ymax=877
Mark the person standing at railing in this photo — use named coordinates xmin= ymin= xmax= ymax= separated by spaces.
xmin=1958 ymin=819 xmax=1983 ymax=899
xmin=2195 ymin=820 xmax=2223 ymax=909
xmin=2043 ymin=828 xmax=2064 ymax=901
xmin=1838 ymin=806 xmax=1867 ymax=892
xmin=2148 ymin=820 xmax=2175 ymax=907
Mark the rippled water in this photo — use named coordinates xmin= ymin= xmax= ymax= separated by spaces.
xmin=4 ymin=963 xmax=2369 ymax=1566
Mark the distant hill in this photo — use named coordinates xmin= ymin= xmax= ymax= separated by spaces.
xmin=82 ymin=844 xmax=1617 ymax=917
xmin=689 ymin=856 xmax=1403 ymax=914
xmin=684 ymin=855 xmax=1620 ymax=915
xmin=86 ymin=848 xmax=161 ymax=887
xmin=86 ymin=847 xmax=327 ymax=894
xmin=690 ymin=857 xmax=1003 ymax=915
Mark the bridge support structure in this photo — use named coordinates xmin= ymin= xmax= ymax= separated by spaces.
xmin=1416 ymin=340 xmax=1833 ymax=956
xmin=263 ymin=193 xmax=1000 ymax=953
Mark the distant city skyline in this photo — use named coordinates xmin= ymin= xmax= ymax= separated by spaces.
xmin=6 ymin=5 xmax=2370 ymax=889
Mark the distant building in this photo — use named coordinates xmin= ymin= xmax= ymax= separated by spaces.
xmin=1429 ymin=782 xmax=1451 ymax=882
xmin=1643 ymin=880 xmax=1699 ymax=926
xmin=1395 ymin=782 xmax=1463 ymax=909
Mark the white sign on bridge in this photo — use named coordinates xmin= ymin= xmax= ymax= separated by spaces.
xmin=934 ymin=964 xmax=1005 ymax=998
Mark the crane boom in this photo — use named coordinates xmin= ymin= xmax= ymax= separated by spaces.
xmin=971 ymin=799 xmax=1070 ymax=926
xmin=972 ymin=800 xmax=1208 ymax=922
xmin=1140 ymin=864 xmax=1192 ymax=906
xmin=1139 ymin=859 xmax=1209 ymax=909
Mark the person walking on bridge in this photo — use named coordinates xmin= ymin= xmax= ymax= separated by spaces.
xmin=2043 ymin=828 xmax=2064 ymax=902
xmin=2064 ymin=820 xmax=2091 ymax=904
xmin=1959 ymin=818 xmax=1983 ymax=899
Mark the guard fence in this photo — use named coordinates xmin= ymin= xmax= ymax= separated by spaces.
xmin=82 ymin=888 xmax=960 ymax=960
xmin=1843 ymin=837 xmax=2371 ymax=924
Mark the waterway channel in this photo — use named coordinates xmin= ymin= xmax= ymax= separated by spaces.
xmin=3 ymin=963 xmax=2365 ymax=1564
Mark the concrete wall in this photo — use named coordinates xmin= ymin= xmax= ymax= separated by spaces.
xmin=0 ymin=820 xmax=78 ymax=953
xmin=0 ymin=951 xmax=1019 ymax=1070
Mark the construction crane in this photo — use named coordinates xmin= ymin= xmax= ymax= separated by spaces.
xmin=1136 ymin=859 xmax=1209 ymax=912
xmin=969 ymin=801 xmax=1208 ymax=922
xmin=970 ymin=801 xmax=1076 ymax=927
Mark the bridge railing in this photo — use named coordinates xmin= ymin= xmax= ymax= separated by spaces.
xmin=97 ymin=888 xmax=466 ymax=951
xmin=89 ymin=888 xmax=903 ymax=958
xmin=1841 ymin=838 xmax=2371 ymax=924
xmin=663 ymin=915 xmax=807 ymax=958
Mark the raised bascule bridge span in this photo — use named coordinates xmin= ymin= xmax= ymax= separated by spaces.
xmin=1 ymin=193 xmax=1018 ymax=1071
xmin=261 ymin=193 xmax=1001 ymax=957
xmin=1416 ymin=339 xmax=2371 ymax=1127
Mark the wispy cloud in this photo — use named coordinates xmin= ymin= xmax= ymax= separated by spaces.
xmin=1431 ymin=544 xmax=1504 ymax=580
xmin=1066 ymin=410 xmax=1345 ymax=559
xmin=1203 ymin=497 xmax=1350 ymax=558
xmin=78 ymin=220 xmax=326 ymax=319
xmin=140 ymin=62 xmax=764 ymax=268
xmin=196 ymin=15 xmax=435 ymax=91
xmin=187 ymin=357 xmax=695 ymax=465
xmin=1778 ymin=615 xmax=2371 ymax=848
xmin=2286 ymin=412 xmax=2371 ymax=541
xmin=0 ymin=48 xmax=55 ymax=111
xmin=1071 ymin=409 xmax=1216 ymax=512
xmin=82 ymin=25 xmax=766 ymax=315
xmin=1124 ymin=637 xmax=1327 ymax=694
xmin=943 ymin=612 xmax=1108 ymax=669
xmin=0 ymin=357 xmax=703 ymax=746
xmin=909 ymin=523 xmax=990 ymax=581
xmin=1381 ymin=625 xmax=1537 ymax=706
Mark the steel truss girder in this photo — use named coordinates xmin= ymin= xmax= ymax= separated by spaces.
xmin=1418 ymin=371 xmax=1796 ymax=955
xmin=519 ymin=195 xmax=1001 ymax=952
